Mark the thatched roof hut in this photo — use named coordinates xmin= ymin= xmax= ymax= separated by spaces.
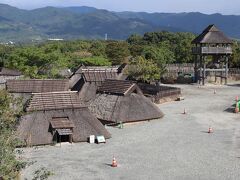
xmin=17 ymin=91 xmax=111 ymax=146
xmin=89 ymin=79 xmax=164 ymax=124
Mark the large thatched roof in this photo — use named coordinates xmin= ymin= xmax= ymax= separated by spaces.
xmin=89 ymin=93 xmax=164 ymax=123
xmin=89 ymin=80 xmax=164 ymax=123
xmin=17 ymin=108 xmax=111 ymax=146
xmin=26 ymin=91 xmax=85 ymax=112
xmin=192 ymin=24 xmax=233 ymax=44
xmin=6 ymin=79 xmax=69 ymax=93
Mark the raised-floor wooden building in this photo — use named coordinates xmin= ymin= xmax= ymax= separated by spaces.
xmin=192 ymin=24 xmax=233 ymax=85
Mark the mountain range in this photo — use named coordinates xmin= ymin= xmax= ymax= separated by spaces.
xmin=0 ymin=4 xmax=240 ymax=43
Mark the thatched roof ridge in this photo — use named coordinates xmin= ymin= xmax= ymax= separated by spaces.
xmin=0 ymin=67 xmax=22 ymax=76
xmin=6 ymin=79 xmax=69 ymax=93
xmin=192 ymin=24 xmax=233 ymax=44
xmin=98 ymin=79 xmax=142 ymax=96
xmin=26 ymin=91 xmax=85 ymax=112
xmin=73 ymin=64 xmax=126 ymax=75
xmin=17 ymin=108 xmax=111 ymax=146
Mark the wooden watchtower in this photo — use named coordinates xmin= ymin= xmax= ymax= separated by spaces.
xmin=192 ymin=24 xmax=233 ymax=85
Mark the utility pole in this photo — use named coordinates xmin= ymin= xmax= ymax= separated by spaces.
xmin=105 ymin=33 xmax=108 ymax=41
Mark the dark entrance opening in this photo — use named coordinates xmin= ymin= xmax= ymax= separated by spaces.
xmin=55 ymin=129 xmax=73 ymax=143
xmin=57 ymin=134 xmax=70 ymax=143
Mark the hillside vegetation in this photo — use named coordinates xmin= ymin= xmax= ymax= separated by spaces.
xmin=1 ymin=4 xmax=240 ymax=42
xmin=1 ymin=31 xmax=240 ymax=81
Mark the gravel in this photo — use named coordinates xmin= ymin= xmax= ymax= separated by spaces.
xmin=20 ymin=84 xmax=240 ymax=180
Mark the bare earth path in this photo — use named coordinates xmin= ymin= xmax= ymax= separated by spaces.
xmin=20 ymin=84 xmax=240 ymax=180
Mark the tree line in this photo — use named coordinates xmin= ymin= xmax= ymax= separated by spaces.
xmin=0 ymin=31 xmax=240 ymax=82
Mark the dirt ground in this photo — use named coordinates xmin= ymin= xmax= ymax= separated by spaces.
xmin=20 ymin=83 xmax=240 ymax=180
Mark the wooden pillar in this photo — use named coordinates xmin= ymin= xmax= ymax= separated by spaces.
xmin=215 ymin=71 xmax=217 ymax=83
xmin=220 ymin=62 xmax=223 ymax=84
xmin=199 ymin=55 xmax=202 ymax=84
xmin=69 ymin=134 xmax=73 ymax=143
xmin=194 ymin=55 xmax=198 ymax=83
xmin=203 ymin=56 xmax=206 ymax=85
xmin=60 ymin=135 xmax=61 ymax=147
xmin=225 ymin=56 xmax=228 ymax=84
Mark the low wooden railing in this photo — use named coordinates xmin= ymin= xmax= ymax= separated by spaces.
xmin=192 ymin=47 xmax=232 ymax=54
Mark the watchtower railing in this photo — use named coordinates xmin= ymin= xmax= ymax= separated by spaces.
xmin=192 ymin=47 xmax=232 ymax=55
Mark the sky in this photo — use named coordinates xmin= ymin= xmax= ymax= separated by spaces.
xmin=1 ymin=0 xmax=240 ymax=15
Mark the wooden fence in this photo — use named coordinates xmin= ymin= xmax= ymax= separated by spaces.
xmin=165 ymin=64 xmax=240 ymax=77
xmin=138 ymin=83 xmax=181 ymax=103
xmin=165 ymin=63 xmax=195 ymax=77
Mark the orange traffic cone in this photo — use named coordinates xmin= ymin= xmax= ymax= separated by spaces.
xmin=235 ymin=103 xmax=239 ymax=113
xmin=208 ymin=127 xmax=213 ymax=133
xmin=111 ymin=156 xmax=117 ymax=167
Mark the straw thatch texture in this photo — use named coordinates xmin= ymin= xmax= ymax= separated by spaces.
xmin=78 ymin=82 xmax=98 ymax=103
xmin=26 ymin=91 xmax=85 ymax=112
xmin=98 ymin=79 xmax=142 ymax=96
xmin=50 ymin=117 xmax=75 ymax=128
xmin=192 ymin=24 xmax=232 ymax=44
xmin=17 ymin=108 xmax=111 ymax=146
xmin=89 ymin=93 xmax=164 ymax=123
xmin=6 ymin=79 xmax=69 ymax=93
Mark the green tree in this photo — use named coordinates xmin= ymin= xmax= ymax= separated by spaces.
xmin=106 ymin=41 xmax=130 ymax=65
xmin=143 ymin=44 xmax=175 ymax=75
xmin=5 ymin=46 xmax=70 ymax=78
xmin=73 ymin=56 xmax=111 ymax=67
xmin=231 ymin=41 xmax=240 ymax=67
xmin=127 ymin=34 xmax=143 ymax=45
xmin=129 ymin=44 xmax=144 ymax=57
xmin=173 ymin=32 xmax=195 ymax=63
xmin=0 ymin=45 xmax=14 ymax=66
xmin=89 ymin=41 xmax=106 ymax=57
xmin=127 ymin=56 xmax=160 ymax=82
xmin=0 ymin=90 xmax=25 ymax=179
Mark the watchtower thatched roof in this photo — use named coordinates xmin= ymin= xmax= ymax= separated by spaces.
xmin=192 ymin=24 xmax=233 ymax=44
xmin=89 ymin=80 xmax=164 ymax=123
xmin=6 ymin=79 xmax=69 ymax=93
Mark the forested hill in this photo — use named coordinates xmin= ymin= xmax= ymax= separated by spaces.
xmin=0 ymin=3 xmax=240 ymax=42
